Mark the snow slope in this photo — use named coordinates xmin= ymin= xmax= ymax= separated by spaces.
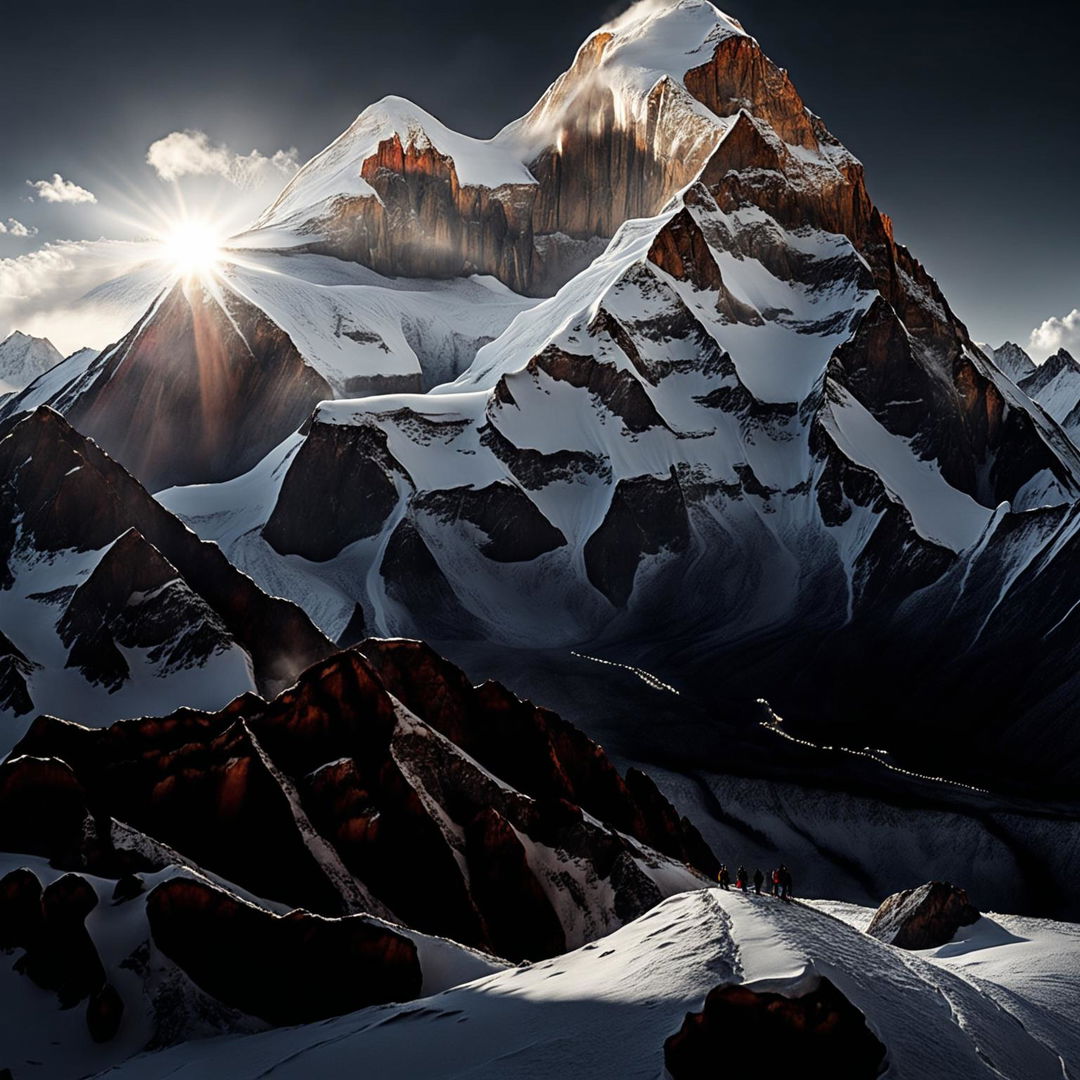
xmin=0 ymin=852 xmax=505 ymax=1080
xmin=91 ymin=887 xmax=1080 ymax=1079
xmin=217 ymin=251 xmax=538 ymax=392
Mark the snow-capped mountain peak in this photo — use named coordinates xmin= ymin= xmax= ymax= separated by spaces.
xmin=982 ymin=339 xmax=1036 ymax=384
xmin=257 ymin=95 xmax=538 ymax=233
xmin=0 ymin=330 xmax=64 ymax=393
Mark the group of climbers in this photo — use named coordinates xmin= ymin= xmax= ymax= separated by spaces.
xmin=715 ymin=862 xmax=794 ymax=901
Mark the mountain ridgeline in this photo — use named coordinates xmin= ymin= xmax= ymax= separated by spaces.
xmin=3 ymin=1 xmax=1080 ymax=798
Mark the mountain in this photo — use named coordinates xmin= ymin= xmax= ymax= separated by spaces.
xmin=145 ymin=0 xmax=1080 ymax=798
xmin=0 ymin=331 xmax=63 ymax=393
xmin=250 ymin=1 xmax=746 ymax=296
xmin=0 ymin=406 xmax=331 ymax=747
xmin=52 ymin=887 xmax=1080 ymax=1080
xmin=0 ymin=638 xmax=715 ymax=1076
xmin=1 ymin=2 xmax=1078 ymax=1075
xmin=1017 ymin=347 xmax=1080 ymax=437
xmin=1 ymin=253 xmax=536 ymax=491
xmin=983 ymin=340 xmax=1037 ymax=384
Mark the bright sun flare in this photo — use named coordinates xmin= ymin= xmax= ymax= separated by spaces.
xmin=161 ymin=220 xmax=223 ymax=276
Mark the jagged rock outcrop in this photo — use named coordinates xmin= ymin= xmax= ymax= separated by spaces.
xmin=664 ymin=977 xmax=888 ymax=1078
xmin=9 ymin=639 xmax=715 ymax=961
xmin=0 ymin=755 xmax=90 ymax=860
xmin=7 ymin=871 xmax=107 ymax=1009
xmin=263 ymin=421 xmax=405 ymax=561
xmin=866 ymin=882 xmax=980 ymax=950
xmin=0 ymin=406 xmax=332 ymax=719
xmin=146 ymin=876 xmax=422 ymax=1024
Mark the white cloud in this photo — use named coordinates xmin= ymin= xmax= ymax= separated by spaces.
xmin=0 ymin=239 xmax=163 ymax=354
xmin=26 ymin=173 xmax=98 ymax=205
xmin=146 ymin=130 xmax=300 ymax=188
xmin=1029 ymin=309 xmax=1080 ymax=362
xmin=0 ymin=218 xmax=38 ymax=238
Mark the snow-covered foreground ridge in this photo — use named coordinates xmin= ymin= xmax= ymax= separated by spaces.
xmin=95 ymin=887 xmax=1080 ymax=1079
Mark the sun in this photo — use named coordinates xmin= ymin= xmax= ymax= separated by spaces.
xmin=160 ymin=220 xmax=223 ymax=277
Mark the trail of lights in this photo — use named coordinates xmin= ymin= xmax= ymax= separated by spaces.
xmin=570 ymin=650 xmax=681 ymax=695
xmin=756 ymin=699 xmax=990 ymax=795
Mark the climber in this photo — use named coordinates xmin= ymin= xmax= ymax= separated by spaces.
xmin=778 ymin=864 xmax=793 ymax=901
xmin=717 ymin=865 xmax=730 ymax=890
xmin=753 ymin=868 xmax=764 ymax=895
xmin=771 ymin=867 xmax=782 ymax=896
xmin=736 ymin=866 xmax=749 ymax=892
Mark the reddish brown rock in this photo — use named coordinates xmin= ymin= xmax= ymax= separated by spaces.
xmin=664 ymin=978 xmax=887 ymax=1079
xmin=146 ymin=877 xmax=421 ymax=1024
xmin=19 ymin=873 xmax=106 ymax=1008
xmin=0 ymin=867 xmax=44 ymax=950
xmin=0 ymin=756 xmax=89 ymax=861
xmin=866 ymin=882 xmax=980 ymax=950
xmin=86 ymin=982 xmax=124 ymax=1043
xmin=360 ymin=638 xmax=718 ymax=877
xmin=11 ymin=641 xmax=716 ymax=960
xmin=465 ymin=806 xmax=566 ymax=961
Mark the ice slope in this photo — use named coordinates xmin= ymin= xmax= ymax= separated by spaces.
xmin=91 ymin=887 xmax=1080 ymax=1079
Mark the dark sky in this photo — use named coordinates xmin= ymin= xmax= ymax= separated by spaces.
xmin=1 ymin=0 xmax=1077 ymax=350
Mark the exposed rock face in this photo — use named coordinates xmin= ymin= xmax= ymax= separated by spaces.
xmin=55 ymin=279 xmax=330 ymax=492
xmin=0 ymin=631 xmax=37 ymax=715
xmin=413 ymin=482 xmax=567 ymax=563
xmin=0 ymin=406 xmax=332 ymax=708
xmin=664 ymin=977 xmax=887 ymax=1079
xmin=8 ymin=871 xmax=107 ymax=1009
xmin=263 ymin=421 xmax=404 ymax=561
xmin=86 ymin=983 xmax=125 ymax=1043
xmin=584 ymin=470 xmax=690 ymax=605
xmin=58 ymin=529 xmax=237 ymax=691
xmin=9 ymin=639 xmax=715 ymax=961
xmin=866 ymin=882 xmax=980 ymax=950
xmin=0 ymin=755 xmax=89 ymax=861
xmin=146 ymin=876 xmax=421 ymax=1024
xmin=313 ymin=132 xmax=539 ymax=293
xmin=359 ymin=637 xmax=718 ymax=875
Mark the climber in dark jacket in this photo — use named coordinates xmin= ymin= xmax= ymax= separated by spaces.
xmin=752 ymin=868 xmax=764 ymax=895
xmin=736 ymin=866 xmax=749 ymax=892
xmin=778 ymin=864 xmax=793 ymax=901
